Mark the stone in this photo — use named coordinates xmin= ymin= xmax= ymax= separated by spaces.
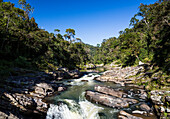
xmin=81 ymin=80 xmax=89 ymax=82
xmin=160 ymin=106 xmax=165 ymax=113
xmin=94 ymin=66 xmax=144 ymax=86
xmin=140 ymin=103 xmax=151 ymax=112
xmin=123 ymin=98 xmax=138 ymax=104
xmin=35 ymin=83 xmax=54 ymax=96
xmin=132 ymin=110 xmax=147 ymax=115
xmin=166 ymin=108 xmax=170 ymax=113
xmin=33 ymin=97 xmax=48 ymax=113
xmin=165 ymin=96 xmax=170 ymax=103
xmin=150 ymin=95 xmax=162 ymax=105
xmin=58 ymin=86 xmax=66 ymax=92
xmin=119 ymin=110 xmax=143 ymax=119
xmin=94 ymin=85 xmax=127 ymax=98
xmin=85 ymin=91 xmax=129 ymax=108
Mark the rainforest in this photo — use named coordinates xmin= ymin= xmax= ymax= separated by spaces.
xmin=0 ymin=0 xmax=169 ymax=119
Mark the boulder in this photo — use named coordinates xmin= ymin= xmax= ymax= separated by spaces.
xmin=150 ymin=95 xmax=162 ymax=105
xmin=140 ymin=103 xmax=151 ymax=112
xmin=58 ymin=86 xmax=67 ymax=92
xmin=165 ymin=96 xmax=170 ymax=103
xmin=35 ymin=83 xmax=54 ymax=96
xmin=94 ymin=66 xmax=144 ymax=86
xmin=85 ymin=91 xmax=129 ymax=108
xmin=132 ymin=110 xmax=147 ymax=115
xmin=4 ymin=93 xmax=36 ymax=110
xmin=94 ymin=85 xmax=127 ymax=98
xmin=33 ymin=97 xmax=49 ymax=113
xmin=118 ymin=110 xmax=143 ymax=119
xmin=123 ymin=98 xmax=138 ymax=104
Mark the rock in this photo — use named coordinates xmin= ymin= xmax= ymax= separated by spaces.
xmin=119 ymin=110 xmax=143 ymax=119
xmin=0 ymin=111 xmax=20 ymax=119
xmin=30 ymin=92 xmax=45 ymax=98
xmin=35 ymin=83 xmax=54 ymax=96
xmin=81 ymin=80 xmax=89 ymax=82
xmin=58 ymin=86 xmax=66 ymax=92
xmin=160 ymin=106 xmax=165 ymax=113
xmin=85 ymin=91 xmax=129 ymax=108
xmin=58 ymin=67 xmax=68 ymax=71
xmin=165 ymin=96 xmax=170 ymax=103
xmin=94 ymin=66 xmax=144 ymax=86
xmin=94 ymin=85 xmax=127 ymax=98
xmin=33 ymin=97 xmax=48 ymax=113
xmin=140 ymin=103 xmax=151 ymax=112
xmin=132 ymin=110 xmax=147 ymax=115
xmin=138 ymin=90 xmax=147 ymax=100
xmin=150 ymin=95 xmax=162 ymax=105
xmin=166 ymin=108 xmax=170 ymax=113
xmin=4 ymin=93 xmax=36 ymax=110
xmin=123 ymin=98 xmax=138 ymax=104
xmin=126 ymin=84 xmax=145 ymax=89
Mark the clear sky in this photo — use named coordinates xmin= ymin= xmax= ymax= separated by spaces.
xmin=5 ymin=0 xmax=157 ymax=46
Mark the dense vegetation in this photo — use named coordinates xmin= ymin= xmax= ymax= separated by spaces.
xmin=90 ymin=0 xmax=169 ymax=73
xmin=0 ymin=0 xmax=169 ymax=79
xmin=0 ymin=0 xmax=89 ymax=77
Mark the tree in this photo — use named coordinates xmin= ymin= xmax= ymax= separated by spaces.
xmin=65 ymin=28 xmax=75 ymax=42
xmin=18 ymin=0 xmax=34 ymax=16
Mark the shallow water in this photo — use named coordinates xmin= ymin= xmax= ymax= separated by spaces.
xmin=45 ymin=73 xmax=157 ymax=119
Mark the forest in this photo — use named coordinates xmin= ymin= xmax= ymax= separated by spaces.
xmin=0 ymin=0 xmax=169 ymax=76
xmin=0 ymin=0 xmax=170 ymax=119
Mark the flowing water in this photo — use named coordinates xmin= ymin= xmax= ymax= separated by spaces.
xmin=46 ymin=73 xmax=120 ymax=119
xmin=45 ymin=72 xmax=156 ymax=119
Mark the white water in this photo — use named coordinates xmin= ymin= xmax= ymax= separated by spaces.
xmin=46 ymin=99 xmax=103 ymax=119
xmin=46 ymin=73 xmax=103 ymax=119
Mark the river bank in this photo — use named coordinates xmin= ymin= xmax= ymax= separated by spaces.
xmin=0 ymin=64 xmax=169 ymax=119
xmin=86 ymin=65 xmax=170 ymax=119
xmin=0 ymin=68 xmax=84 ymax=119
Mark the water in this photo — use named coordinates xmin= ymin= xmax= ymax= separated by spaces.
xmin=46 ymin=73 xmax=119 ymax=119
xmin=45 ymin=73 xmax=157 ymax=119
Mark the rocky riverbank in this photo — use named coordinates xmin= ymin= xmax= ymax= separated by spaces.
xmin=0 ymin=68 xmax=83 ymax=119
xmin=86 ymin=65 xmax=170 ymax=119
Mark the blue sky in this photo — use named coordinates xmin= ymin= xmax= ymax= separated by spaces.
xmin=5 ymin=0 xmax=157 ymax=46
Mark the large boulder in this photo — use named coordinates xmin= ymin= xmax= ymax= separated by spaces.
xmin=35 ymin=83 xmax=54 ymax=96
xmin=118 ymin=110 xmax=143 ymax=119
xmin=140 ymin=103 xmax=151 ymax=112
xmin=4 ymin=93 xmax=36 ymax=114
xmin=85 ymin=91 xmax=129 ymax=108
xmin=94 ymin=66 xmax=144 ymax=86
xmin=94 ymin=85 xmax=127 ymax=98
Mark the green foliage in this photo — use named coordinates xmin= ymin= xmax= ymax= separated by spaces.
xmin=14 ymin=56 xmax=31 ymax=68
xmin=0 ymin=1 xmax=89 ymax=77
xmin=90 ymin=1 xmax=169 ymax=72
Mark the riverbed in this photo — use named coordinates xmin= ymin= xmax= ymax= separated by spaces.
xmin=45 ymin=72 xmax=157 ymax=119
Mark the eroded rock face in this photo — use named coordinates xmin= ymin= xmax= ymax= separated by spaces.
xmin=85 ymin=91 xmax=130 ymax=108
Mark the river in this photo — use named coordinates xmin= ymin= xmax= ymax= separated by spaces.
xmin=45 ymin=72 xmax=157 ymax=119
